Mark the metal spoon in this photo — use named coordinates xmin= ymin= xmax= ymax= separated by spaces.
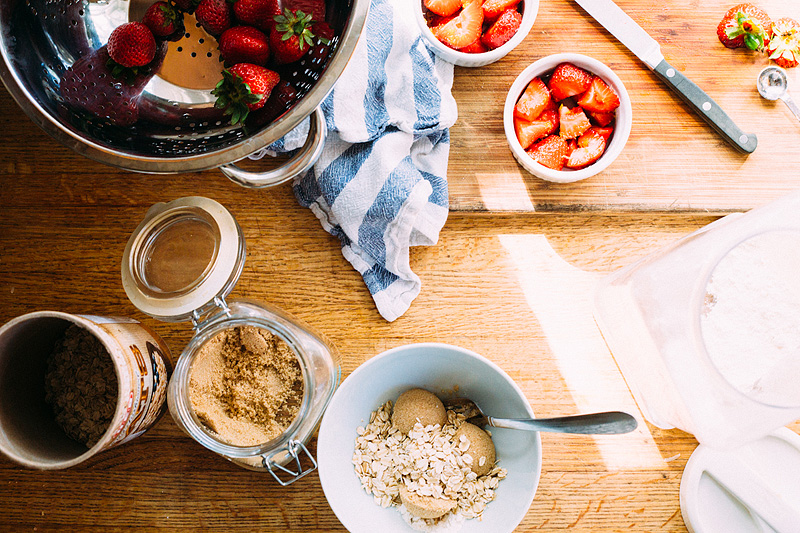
xmin=445 ymin=397 xmax=638 ymax=435
xmin=757 ymin=66 xmax=800 ymax=123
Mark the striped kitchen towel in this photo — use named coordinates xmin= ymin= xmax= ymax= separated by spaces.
xmin=255 ymin=0 xmax=458 ymax=321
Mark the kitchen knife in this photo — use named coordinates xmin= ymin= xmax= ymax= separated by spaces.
xmin=574 ymin=0 xmax=757 ymax=154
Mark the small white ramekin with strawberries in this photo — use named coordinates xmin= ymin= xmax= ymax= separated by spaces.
xmin=414 ymin=0 xmax=539 ymax=67
xmin=504 ymin=53 xmax=632 ymax=183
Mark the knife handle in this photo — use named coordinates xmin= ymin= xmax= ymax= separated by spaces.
xmin=653 ymin=59 xmax=757 ymax=154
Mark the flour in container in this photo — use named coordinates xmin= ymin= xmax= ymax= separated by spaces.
xmin=701 ymin=230 xmax=800 ymax=406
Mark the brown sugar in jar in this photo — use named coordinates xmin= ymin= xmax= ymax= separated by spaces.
xmin=189 ymin=325 xmax=304 ymax=447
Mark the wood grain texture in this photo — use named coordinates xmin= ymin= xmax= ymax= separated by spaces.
xmin=449 ymin=0 xmax=800 ymax=212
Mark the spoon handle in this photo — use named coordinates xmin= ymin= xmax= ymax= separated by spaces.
xmin=780 ymin=94 xmax=800 ymax=123
xmin=487 ymin=411 xmax=638 ymax=435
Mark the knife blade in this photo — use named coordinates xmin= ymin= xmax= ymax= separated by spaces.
xmin=574 ymin=0 xmax=757 ymax=154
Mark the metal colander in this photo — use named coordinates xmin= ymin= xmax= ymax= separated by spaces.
xmin=0 ymin=0 xmax=367 ymax=180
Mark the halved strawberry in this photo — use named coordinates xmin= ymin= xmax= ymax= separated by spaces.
xmin=434 ymin=0 xmax=483 ymax=49
xmin=558 ymin=104 xmax=591 ymax=139
xmin=481 ymin=8 xmax=522 ymax=50
xmin=424 ymin=0 xmax=462 ymax=17
xmin=587 ymin=109 xmax=615 ymax=127
xmin=576 ymin=76 xmax=620 ymax=113
xmin=460 ymin=37 xmax=489 ymax=54
xmin=527 ymin=135 xmax=570 ymax=171
xmin=514 ymin=77 xmax=552 ymax=121
xmin=717 ymin=3 xmax=771 ymax=50
xmin=566 ymin=128 xmax=607 ymax=169
xmin=514 ymin=108 xmax=558 ymax=149
xmin=548 ymin=62 xmax=593 ymax=102
xmin=482 ymin=0 xmax=520 ymax=22
xmin=767 ymin=18 xmax=800 ymax=69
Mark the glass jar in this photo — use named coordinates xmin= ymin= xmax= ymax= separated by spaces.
xmin=121 ymin=197 xmax=340 ymax=484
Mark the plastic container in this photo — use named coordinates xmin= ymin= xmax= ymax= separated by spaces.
xmin=121 ymin=196 xmax=340 ymax=484
xmin=594 ymin=190 xmax=800 ymax=449
xmin=0 ymin=311 xmax=172 ymax=469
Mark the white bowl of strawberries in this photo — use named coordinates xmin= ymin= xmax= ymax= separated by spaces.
xmin=504 ymin=53 xmax=632 ymax=183
xmin=415 ymin=0 xmax=539 ymax=67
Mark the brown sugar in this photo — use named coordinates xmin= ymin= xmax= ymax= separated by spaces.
xmin=189 ymin=325 xmax=304 ymax=446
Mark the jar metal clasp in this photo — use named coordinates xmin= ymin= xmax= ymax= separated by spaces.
xmin=262 ymin=440 xmax=317 ymax=486
xmin=190 ymin=296 xmax=232 ymax=330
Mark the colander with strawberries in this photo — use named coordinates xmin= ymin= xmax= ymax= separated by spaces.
xmin=0 ymin=0 xmax=367 ymax=186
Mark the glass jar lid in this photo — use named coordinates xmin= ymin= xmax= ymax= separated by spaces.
xmin=121 ymin=197 xmax=246 ymax=322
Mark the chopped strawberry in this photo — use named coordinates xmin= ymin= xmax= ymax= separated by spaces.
xmin=424 ymin=0 xmax=462 ymax=18
xmin=514 ymin=77 xmax=552 ymax=121
xmin=558 ymin=104 xmax=591 ymax=139
xmin=482 ymin=0 xmax=520 ymax=22
xmin=527 ymin=135 xmax=570 ymax=171
xmin=767 ymin=18 xmax=800 ymax=69
xmin=548 ymin=62 xmax=593 ymax=101
xmin=460 ymin=37 xmax=489 ymax=54
xmin=481 ymin=8 xmax=522 ymax=50
xmin=576 ymin=76 xmax=620 ymax=113
xmin=589 ymin=126 xmax=614 ymax=142
xmin=566 ymin=128 xmax=607 ymax=169
xmin=717 ymin=3 xmax=771 ymax=50
xmin=514 ymin=108 xmax=558 ymax=149
xmin=434 ymin=0 xmax=483 ymax=49
xmin=587 ymin=109 xmax=615 ymax=127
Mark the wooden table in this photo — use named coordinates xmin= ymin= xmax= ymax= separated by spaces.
xmin=1 ymin=0 xmax=799 ymax=531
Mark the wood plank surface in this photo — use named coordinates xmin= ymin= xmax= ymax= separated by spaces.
xmin=449 ymin=0 xmax=800 ymax=212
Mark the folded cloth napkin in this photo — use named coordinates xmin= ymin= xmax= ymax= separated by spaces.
xmin=253 ymin=0 xmax=458 ymax=321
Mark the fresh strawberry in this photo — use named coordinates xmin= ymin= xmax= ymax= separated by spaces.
xmin=482 ymin=0 xmax=520 ymax=22
xmin=270 ymin=8 xmax=317 ymax=64
xmin=460 ymin=37 xmax=489 ymax=54
xmin=212 ymin=63 xmax=280 ymax=124
xmin=172 ymin=0 xmax=199 ymax=13
xmin=107 ymin=22 xmax=157 ymax=68
xmin=589 ymin=126 xmax=614 ymax=142
xmin=142 ymin=1 xmax=185 ymax=40
xmin=433 ymin=0 xmax=483 ymax=50
xmin=767 ymin=18 xmax=800 ymax=68
xmin=231 ymin=0 xmax=277 ymax=30
xmin=424 ymin=0 xmax=461 ymax=18
xmin=195 ymin=0 xmax=233 ymax=36
xmin=514 ymin=77 xmax=552 ymax=121
xmin=548 ymin=62 xmax=593 ymax=101
xmin=566 ymin=128 xmax=607 ymax=169
xmin=576 ymin=75 xmax=620 ymax=113
xmin=514 ymin=108 xmax=558 ymax=149
xmin=558 ymin=104 xmax=591 ymax=139
xmin=251 ymin=79 xmax=299 ymax=124
xmin=60 ymin=44 xmax=167 ymax=126
xmin=527 ymin=135 xmax=570 ymax=171
xmin=219 ymin=26 xmax=271 ymax=65
xmin=717 ymin=3 xmax=771 ymax=50
xmin=587 ymin=109 xmax=615 ymax=127
xmin=307 ymin=22 xmax=335 ymax=65
xmin=285 ymin=0 xmax=326 ymax=21
xmin=481 ymin=8 xmax=522 ymax=50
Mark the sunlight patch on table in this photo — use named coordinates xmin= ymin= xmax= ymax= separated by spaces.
xmin=474 ymin=172 xmax=535 ymax=211
xmin=498 ymin=233 xmax=664 ymax=470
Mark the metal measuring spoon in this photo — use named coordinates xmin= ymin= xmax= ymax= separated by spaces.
xmin=757 ymin=66 xmax=800 ymax=123
xmin=445 ymin=397 xmax=638 ymax=435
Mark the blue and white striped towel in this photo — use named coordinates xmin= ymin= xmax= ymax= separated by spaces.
xmin=256 ymin=0 xmax=458 ymax=321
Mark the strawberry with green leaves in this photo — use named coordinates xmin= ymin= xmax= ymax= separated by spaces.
xmin=717 ymin=3 xmax=771 ymax=50
xmin=270 ymin=9 xmax=318 ymax=64
xmin=212 ymin=63 xmax=280 ymax=124
xmin=195 ymin=0 xmax=233 ymax=36
xmin=142 ymin=1 xmax=185 ymax=41
xmin=767 ymin=18 xmax=800 ymax=68
xmin=219 ymin=26 xmax=271 ymax=65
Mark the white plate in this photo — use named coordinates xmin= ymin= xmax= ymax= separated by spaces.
xmin=317 ymin=343 xmax=542 ymax=532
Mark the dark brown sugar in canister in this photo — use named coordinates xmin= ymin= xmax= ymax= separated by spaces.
xmin=44 ymin=325 xmax=118 ymax=447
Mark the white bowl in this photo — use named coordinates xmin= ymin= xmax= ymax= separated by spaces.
xmin=414 ymin=0 xmax=539 ymax=67
xmin=317 ymin=343 xmax=542 ymax=533
xmin=504 ymin=53 xmax=633 ymax=183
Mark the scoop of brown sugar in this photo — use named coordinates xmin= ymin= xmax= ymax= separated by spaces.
xmin=391 ymin=388 xmax=447 ymax=434
xmin=454 ymin=422 xmax=496 ymax=477
xmin=399 ymin=485 xmax=457 ymax=519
